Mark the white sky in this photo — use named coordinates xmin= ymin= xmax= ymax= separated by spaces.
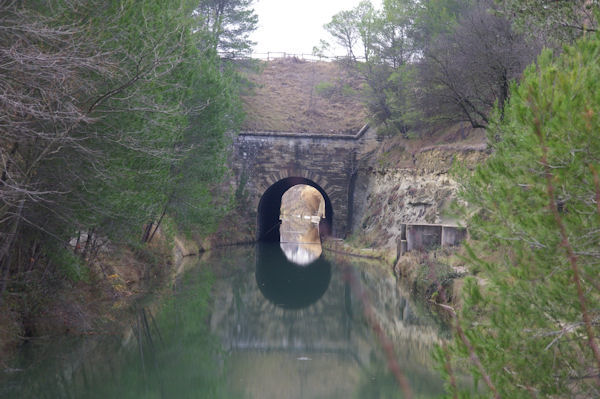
xmin=249 ymin=0 xmax=382 ymax=57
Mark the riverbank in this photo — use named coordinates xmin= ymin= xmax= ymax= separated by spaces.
xmin=321 ymin=236 xmax=468 ymax=312
xmin=0 ymin=227 xmax=199 ymax=366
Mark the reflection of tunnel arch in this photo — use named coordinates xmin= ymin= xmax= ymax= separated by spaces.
xmin=257 ymin=177 xmax=333 ymax=242
xmin=255 ymin=243 xmax=332 ymax=309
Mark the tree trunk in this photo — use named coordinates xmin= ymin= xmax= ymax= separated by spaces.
xmin=81 ymin=227 xmax=95 ymax=260
xmin=0 ymin=198 xmax=25 ymax=304
xmin=141 ymin=222 xmax=153 ymax=243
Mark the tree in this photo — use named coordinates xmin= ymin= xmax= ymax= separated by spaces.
xmin=194 ymin=0 xmax=258 ymax=57
xmin=0 ymin=0 xmax=242 ymax=294
xmin=498 ymin=0 xmax=599 ymax=46
xmin=324 ymin=8 xmax=362 ymax=61
xmin=0 ymin=1 xmax=116 ymax=287
xmin=167 ymin=56 xmax=243 ymax=237
xmin=415 ymin=0 xmax=541 ymax=128
xmin=368 ymin=0 xmax=420 ymax=135
xmin=375 ymin=0 xmax=418 ymax=67
xmin=439 ymin=31 xmax=600 ymax=398
xmin=323 ymin=0 xmax=420 ymax=136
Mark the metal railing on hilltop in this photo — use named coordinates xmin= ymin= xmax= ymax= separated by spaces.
xmin=218 ymin=51 xmax=366 ymax=62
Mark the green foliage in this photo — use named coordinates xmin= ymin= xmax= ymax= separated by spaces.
xmin=498 ymin=0 xmax=599 ymax=46
xmin=442 ymin=32 xmax=600 ymax=397
xmin=321 ymin=0 xmax=550 ymax=135
xmin=315 ymin=81 xmax=337 ymax=98
xmin=169 ymin=54 xmax=243 ymax=237
xmin=47 ymin=247 xmax=88 ymax=283
xmin=322 ymin=0 xmax=420 ymax=136
xmin=1 ymin=0 xmax=244 ymax=293
xmin=324 ymin=8 xmax=362 ymax=60
xmin=194 ymin=0 xmax=258 ymax=56
xmin=412 ymin=0 xmax=465 ymax=44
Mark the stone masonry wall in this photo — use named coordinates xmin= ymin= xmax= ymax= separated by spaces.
xmin=230 ymin=128 xmax=373 ymax=238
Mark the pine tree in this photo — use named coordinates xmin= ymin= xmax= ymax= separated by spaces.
xmin=438 ymin=31 xmax=600 ymax=398
xmin=194 ymin=0 xmax=258 ymax=57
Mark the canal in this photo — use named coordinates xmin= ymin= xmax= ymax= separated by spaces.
xmin=0 ymin=241 xmax=448 ymax=398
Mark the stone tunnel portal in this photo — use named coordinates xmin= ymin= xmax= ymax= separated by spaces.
xmin=257 ymin=177 xmax=333 ymax=242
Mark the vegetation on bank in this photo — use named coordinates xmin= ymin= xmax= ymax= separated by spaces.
xmin=321 ymin=1 xmax=600 ymax=396
xmin=435 ymin=30 xmax=600 ymax=399
xmin=0 ymin=0 xmax=256 ymax=354
xmin=320 ymin=0 xmax=597 ymax=137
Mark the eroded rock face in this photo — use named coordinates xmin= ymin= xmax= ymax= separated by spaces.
xmin=351 ymin=147 xmax=487 ymax=250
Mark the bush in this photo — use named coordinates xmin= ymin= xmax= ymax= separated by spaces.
xmin=315 ymin=81 xmax=337 ymax=98
xmin=48 ymin=247 xmax=88 ymax=283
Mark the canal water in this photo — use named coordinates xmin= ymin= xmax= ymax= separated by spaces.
xmin=0 ymin=243 xmax=448 ymax=398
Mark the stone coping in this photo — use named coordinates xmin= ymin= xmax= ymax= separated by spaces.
xmin=238 ymin=123 xmax=370 ymax=140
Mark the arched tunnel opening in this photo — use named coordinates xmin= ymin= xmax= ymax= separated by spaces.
xmin=257 ymin=177 xmax=333 ymax=242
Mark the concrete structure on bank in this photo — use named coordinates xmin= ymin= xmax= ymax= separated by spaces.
xmin=397 ymin=223 xmax=467 ymax=258
xmin=230 ymin=126 xmax=373 ymax=241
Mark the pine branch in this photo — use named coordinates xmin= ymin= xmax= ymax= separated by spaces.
xmin=441 ymin=341 xmax=459 ymax=399
xmin=435 ymin=302 xmax=501 ymax=399
xmin=531 ymin=106 xmax=600 ymax=384
xmin=590 ymin=165 xmax=600 ymax=224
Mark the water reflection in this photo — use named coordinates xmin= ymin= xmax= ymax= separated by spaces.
xmin=280 ymin=184 xmax=324 ymax=266
xmin=279 ymin=242 xmax=322 ymax=265
xmin=280 ymin=218 xmax=322 ymax=265
xmin=211 ymin=244 xmax=448 ymax=398
xmin=256 ymin=243 xmax=331 ymax=309
xmin=0 ymin=265 xmax=236 ymax=399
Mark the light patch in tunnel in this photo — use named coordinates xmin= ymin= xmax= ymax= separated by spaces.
xmin=257 ymin=178 xmax=333 ymax=242
xmin=280 ymin=185 xmax=325 ymax=265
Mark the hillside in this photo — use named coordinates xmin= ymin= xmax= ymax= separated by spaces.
xmin=240 ymin=58 xmax=368 ymax=134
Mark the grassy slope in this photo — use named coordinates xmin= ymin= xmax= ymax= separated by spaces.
xmin=240 ymin=58 xmax=367 ymax=134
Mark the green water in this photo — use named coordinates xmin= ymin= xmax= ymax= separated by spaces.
xmin=0 ymin=244 xmax=448 ymax=398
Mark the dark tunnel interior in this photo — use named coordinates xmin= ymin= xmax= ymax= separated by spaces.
xmin=256 ymin=177 xmax=333 ymax=242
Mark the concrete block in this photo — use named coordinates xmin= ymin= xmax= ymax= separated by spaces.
xmin=406 ymin=224 xmax=442 ymax=251
xmin=441 ymin=226 xmax=467 ymax=247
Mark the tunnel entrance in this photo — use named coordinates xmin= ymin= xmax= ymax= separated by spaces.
xmin=257 ymin=177 xmax=333 ymax=242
